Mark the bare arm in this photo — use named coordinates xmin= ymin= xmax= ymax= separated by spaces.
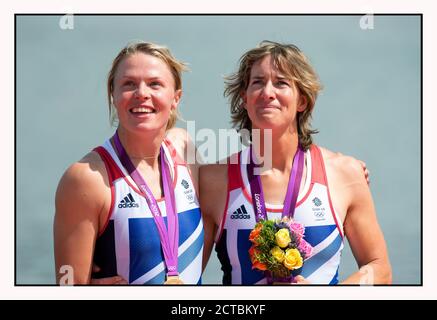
xmin=54 ymin=153 xmax=108 ymax=284
xmin=338 ymin=158 xmax=392 ymax=284
xmin=199 ymin=164 xmax=228 ymax=272
xmin=336 ymin=152 xmax=370 ymax=184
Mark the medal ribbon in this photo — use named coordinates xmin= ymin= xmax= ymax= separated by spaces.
xmin=113 ymin=131 xmax=179 ymax=276
xmin=247 ymin=144 xmax=304 ymax=221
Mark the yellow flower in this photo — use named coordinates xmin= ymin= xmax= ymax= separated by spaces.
xmin=270 ymin=246 xmax=285 ymax=263
xmin=275 ymin=228 xmax=291 ymax=248
xmin=284 ymin=248 xmax=303 ymax=270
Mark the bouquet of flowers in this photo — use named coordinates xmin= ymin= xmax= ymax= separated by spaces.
xmin=248 ymin=217 xmax=313 ymax=283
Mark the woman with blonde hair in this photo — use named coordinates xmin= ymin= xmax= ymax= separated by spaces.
xmin=54 ymin=42 xmax=203 ymax=284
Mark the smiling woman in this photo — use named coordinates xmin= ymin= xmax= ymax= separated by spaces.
xmin=111 ymin=53 xmax=181 ymax=135
xmin=53 ymin=42 xmax=204 ymax=285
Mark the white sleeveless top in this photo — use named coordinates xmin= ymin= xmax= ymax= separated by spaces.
xmin=92 ymin=138 xmax=203 ymax=284
xmin=215 ymin=145 xmax=344 ymax=284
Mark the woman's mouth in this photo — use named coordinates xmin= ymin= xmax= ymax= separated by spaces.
xmin=130 ymin=106 xmax=156 ymax=114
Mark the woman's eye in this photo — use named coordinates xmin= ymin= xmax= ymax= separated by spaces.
xmin=150 ymin=81 xmax=162 ymax=87
xmin=123 ymin=81 xmax=135 ymax=87
xmin=277 ymin=80 xmax=290 ymax=86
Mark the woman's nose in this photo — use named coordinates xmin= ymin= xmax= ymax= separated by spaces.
xmin=260 ymin=81 xmax=275 ymax=100
xmin=135 ymin=82 xmax=150 ymax=100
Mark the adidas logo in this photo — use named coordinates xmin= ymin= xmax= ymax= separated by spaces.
xmin=230 ymin=205 xmax=250 ymax=219
xmin=118 ymin=193 xmax=139 ymax=208
xmin=181 ymin=179 xmax=190 ymax=189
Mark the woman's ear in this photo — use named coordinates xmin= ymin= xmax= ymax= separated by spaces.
xmin=171 ymin=89 xmax=182 ymax=111
xmin=240 ymin=91 xmax=247 ymax=110
xmin=297 ymin=94 xmax=307 ymax=112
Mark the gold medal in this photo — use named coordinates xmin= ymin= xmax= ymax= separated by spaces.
xmin=164 ymin=275 xmax=184 ymax=285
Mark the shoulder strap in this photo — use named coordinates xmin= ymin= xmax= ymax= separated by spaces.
xmin=93 ymin=146 xmax=125 ymax=183
xmin=163 ymin=138 xmax=185 ymax=166
xmin=310 ymin=144 xmax=328 ymax=186
xmin=227 ymin=151 xmax=243 ymax=191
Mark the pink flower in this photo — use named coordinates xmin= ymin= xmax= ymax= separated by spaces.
xmin=290 ymin=222 xmax=305 ymax=241
xmin=298 ymin=239 xmax=313 ymax=259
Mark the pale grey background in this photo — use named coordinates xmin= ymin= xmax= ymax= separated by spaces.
xmin=16 ymin=15 xmax=421 ymax=284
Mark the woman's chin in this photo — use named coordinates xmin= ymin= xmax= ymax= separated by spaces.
xmin=252 ymin=118 xmax=282 ymax=130
xmin=123 ymin=122 xmax=168 ymax=134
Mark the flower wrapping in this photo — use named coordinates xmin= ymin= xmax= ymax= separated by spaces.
xmin=248 ymin=217 xmax=313 ymax=283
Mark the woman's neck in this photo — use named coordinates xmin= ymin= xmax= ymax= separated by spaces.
xmin=116 ymin=126 xmax=166 ymax=168
xmin=253 ymin=126 xmax=299 ymax=173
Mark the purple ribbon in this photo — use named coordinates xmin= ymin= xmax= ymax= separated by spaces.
xmin=247 ymin=144 xmax=305 ymax=221
xmin=265 ymin=271 xmax=295 ymax=284
xmin=113 ymin=131 xmax=179 ymax=277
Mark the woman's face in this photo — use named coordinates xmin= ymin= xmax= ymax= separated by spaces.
xmin=242 ymin=55 xmax=306 ymax=132
xmin=112 ymin=52 xmax=181 ymax=134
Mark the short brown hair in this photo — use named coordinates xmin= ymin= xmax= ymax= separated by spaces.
xmin=107 ymin=41 xmax=188 ymax=129
xmin=224 ymin=41 xmax=322 ymax=150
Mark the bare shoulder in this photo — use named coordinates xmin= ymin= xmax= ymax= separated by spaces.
xmin=56 ymin=151 xmax=109 ymax=214
xmin=199 ymin=164 xmax=228 ymax=193
xmin=317 ymin=146 xmax=369 ymax=222
xmin=318 ymin=146 xmax=366 ymax=183
xmin=58 ymin=152 xmax=107 ymax=189
xmin=199 ymin=163 xmax=228 ymax=225
xmin=166 ymin=127 xmax=189 ymax=157
xmin=166 ymin=127 xmax=200 ymax=191
xmin=166 ymin=127 xmax=188 ymax=140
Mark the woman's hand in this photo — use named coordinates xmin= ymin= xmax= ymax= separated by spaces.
xmin=271 ymin=275 xmax=311 ymax=285
xmin=293 ymin=275 xmax=311 ymax=284
xmin=359 ymin=160 xmax=370 ymax=185
xmin=90 ymin=276 xmax=127 ymax=285
xmin=90 ymin=264 xmax=128 ymax=285
xmin=336 ymin=152 xmax=370 ymax=185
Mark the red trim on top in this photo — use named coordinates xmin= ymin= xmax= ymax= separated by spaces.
xmin=215 ymin=179 xmax=230 ymax=244
xmin=313 ymin=145 xmax=344 ymax=239
xmin=94 ymin=145 xmax=146 ymax=197
xmin=228 ymin=154 xmax=243 ymax=191
xmin=241 ymin=179 xmax=311 ymax=213
xmin=97 ymin=145 xmax=168 ymax=203
xmin=215 ymin=153 xmax=242 ymax=243
xmin=327 ymin=188 xmax=344 ymax=239
xmin=98 ymin=183 xmax=116 ymax=237
xmin=164 ymin=138 xmax=185 ymax=165
xmin=163 ymin=138 xmax=179 ymax=190
xmin=94 ymin=146 xmax=124 ymax=181
xmin=93 ymin=147 xmax=117 ymax=237
xmin=310 ymin=145 xmax=326 ymax=185
xmin=295 ymin=183 xmax=314 ymax=207
xmin=164 ymin=138 xmax=197 ymax=197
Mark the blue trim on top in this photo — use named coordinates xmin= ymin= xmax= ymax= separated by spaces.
xmin=304 ymin=224 xmax=337 ymax=247
xmin=329 ymin=267 xmax=339 ymax=285
xmin=145 ymin=225 xmax=204 ymax=284
xmin=301 ymin=233 xmax=342 ymax=279
xmin=128 ymin=207 xmax=202 ymax=283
